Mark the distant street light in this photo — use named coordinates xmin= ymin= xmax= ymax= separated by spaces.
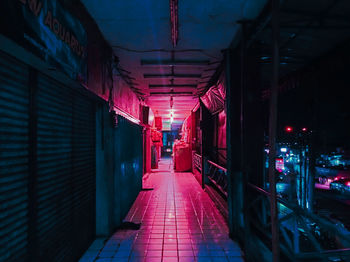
xmin=285 ymin=126 xmax=293 ymax=133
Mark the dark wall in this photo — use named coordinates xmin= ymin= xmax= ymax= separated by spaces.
xmin=61 ymin=0 xmax=114 ymax=100
xmin=64 ymin=0 xmax=141 ymax=118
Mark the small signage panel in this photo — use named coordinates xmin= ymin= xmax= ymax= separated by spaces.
xmin=0 ymin=0 xmax=87 ymax=83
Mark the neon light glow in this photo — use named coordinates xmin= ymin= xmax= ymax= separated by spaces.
xmin=114 ymin=106 xmax=140 ymax=125
xmin=285 ymin=126 xmax=293 ymax=132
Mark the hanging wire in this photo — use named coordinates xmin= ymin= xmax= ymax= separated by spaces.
xmin=111 ymin=45 xmax=222 ymax=60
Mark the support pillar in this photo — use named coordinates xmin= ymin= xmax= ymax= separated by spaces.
xmin=268 ymin=0 xmax=281 ymax=260
xmin=225 ymin=48 xmax=244 ymax=239
xmin=95 ymin=104 xmax=115 ymax=236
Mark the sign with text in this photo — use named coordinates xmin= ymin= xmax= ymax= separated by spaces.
xmin=0 ymin=0 xmax=87 ymax=83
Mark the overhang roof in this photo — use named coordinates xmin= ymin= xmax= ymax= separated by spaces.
xmin=81 ymin=0 xmax=268 ymax=124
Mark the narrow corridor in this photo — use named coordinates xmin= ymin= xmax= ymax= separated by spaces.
xmin=80 ymin=159 xmax=243 ymax=262
xmin=3 ymin=1 xmax=350 ymax=261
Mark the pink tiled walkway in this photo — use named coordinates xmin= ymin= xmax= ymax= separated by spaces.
xmin=80 ymin=158 xmax=244 ymax=262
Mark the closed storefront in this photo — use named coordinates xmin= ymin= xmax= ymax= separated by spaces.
xmin=0 ymin=49 xmax=97 ymax=261
xmin=0 ymin=50 xmax=30 ymax=262
xmin=0 ymin=1 xmax=145 ymax=261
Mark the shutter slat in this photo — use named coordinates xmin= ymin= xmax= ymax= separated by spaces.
xmin=0 ymin=52 xmax=29 ymax=261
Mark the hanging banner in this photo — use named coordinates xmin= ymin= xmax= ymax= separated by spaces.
xmin=200 ymin=73 xmax=226 ymax=114
xmin=0 ymin=0 xmax=87 ymax=83
xmin=200 ymin=82 xmax=225 ymax=114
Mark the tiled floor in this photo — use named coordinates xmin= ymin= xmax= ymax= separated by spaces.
xmin=80 ymin=158 xmax=244 ymax=262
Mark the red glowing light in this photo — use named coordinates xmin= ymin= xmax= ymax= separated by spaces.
xmin=346 ymin=182 xmax=350 ymax=187
xmin=285 ymin=126 xmax=293 ymax=132
xmin=302 ymin=127 xmax=307 ymax=132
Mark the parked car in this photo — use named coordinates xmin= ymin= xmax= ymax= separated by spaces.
xmin=329 ymin=179 xmax=350 ymax=194
xmin=316 ymin=166 xmax=350 ymax=184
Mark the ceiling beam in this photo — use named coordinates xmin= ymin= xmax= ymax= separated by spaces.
xmin=149 ymin=84 xmax=197 ymax=88
xmin=141 ymin=59 xmax=210 ymax=66
xmin=281 ymin=10 xmax=350 ymax=24
xmin=278 ymin=0 xmax=343 ymax=54
xmin=150 ymin=92 xmax=193 ymax=96
xmin=144 ymin=74 xmax=201 ymax=78
xmin=244 ymin=0 xmax=272 ymax=48
xmin=279 ymin=24 xmax=350 ymax=30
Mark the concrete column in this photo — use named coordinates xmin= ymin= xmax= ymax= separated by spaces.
xmin=225 ymin=48 xmax=244 ymax=238
xmin=95 ymin=104 xmax=115 ymax=236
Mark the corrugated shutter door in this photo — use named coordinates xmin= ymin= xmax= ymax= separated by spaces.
xmin=36 ymin=74 xmax=74 ymax=261
xmin=72 ymin=95 xmax=95 ymax=256
xmin=36 ymin=73 xmax=96 ymax=261
xmin=0 ymin=50 xmax=96 ymax=261
xmin=0 ymin=53 xmax=29 ymax=261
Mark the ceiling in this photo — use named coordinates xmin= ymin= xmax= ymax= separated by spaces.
xmin=81 ymin=0 xmax=268 ymax=125
xmin=251 ymin=0 xmax=350 ymax=88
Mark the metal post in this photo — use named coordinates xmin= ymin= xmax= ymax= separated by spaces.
xmin=293 ymin=215 xmax=299 ymax=257
xmin=299 ymin=149 xmax=303 ymax=207
xmin=308 ymin=77 xmax=320 ymax=213
xmin=268 ymin=0 xmax=280 ymax=261
xmin=225 ymin=48 xmax=235 ymax=236
xmin=239 ymin=21 xmax=251 ymax=259
xmin=200 ymin=100 xmax=206 ymax=189
xmin=304 ymin=146 xmax=308 ymax=209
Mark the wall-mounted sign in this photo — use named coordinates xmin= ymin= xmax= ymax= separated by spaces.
xmin=0 ymin=0 xmax=87 ymax=83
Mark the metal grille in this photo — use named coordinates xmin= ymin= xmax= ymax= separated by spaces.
xmin=0 ymin=52 xmax=29 ymax=261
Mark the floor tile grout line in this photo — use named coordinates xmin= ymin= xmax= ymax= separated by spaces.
xmin=128 ymin=183 xmax=154 ymax=261
xmin=172 ymin=163 xmax=179 ymax=262
xmin=82 ymin=158 xmax=244 ymax=262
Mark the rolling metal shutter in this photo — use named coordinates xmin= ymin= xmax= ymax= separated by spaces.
xmin=0 ymin=52 xmax=29 ymax=261
xmin=36 ymin=74 xmax=75 ymax=260
xmin=36 ymin=74 xmax=96 ymax=261
xmin=0 ymin=50 xmax=96 ymax=261
xmin=70 ymin=93 xmax=96 ymax=258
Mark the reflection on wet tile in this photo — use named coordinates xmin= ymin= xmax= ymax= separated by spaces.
xmin=80 ymin=159 xmax=244 ymax=262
